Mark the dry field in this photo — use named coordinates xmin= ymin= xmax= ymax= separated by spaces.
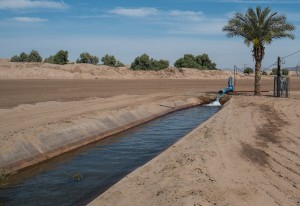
xmin=1 ymin=78 xmax=300 ymax=109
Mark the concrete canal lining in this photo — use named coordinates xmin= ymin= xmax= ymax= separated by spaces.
xmin=0 ymin=95 xmax=215 ymax=174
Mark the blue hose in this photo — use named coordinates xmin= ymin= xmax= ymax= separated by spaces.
xmin=219 ymin=85 xmax=234 ymax=96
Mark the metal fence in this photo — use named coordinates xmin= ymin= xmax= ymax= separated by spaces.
xmin=274 ymin=76 xmax=290 ymax=98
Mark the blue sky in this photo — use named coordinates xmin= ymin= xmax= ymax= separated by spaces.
xmin=0 ymin=0 xmax=299 ymax=69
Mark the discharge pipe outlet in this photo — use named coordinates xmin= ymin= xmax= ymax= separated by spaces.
xmin=218 ymin=76 xmax=234 ymax=96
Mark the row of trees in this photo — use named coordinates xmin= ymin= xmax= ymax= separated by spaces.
xmin=11 ymin=50 xmax=125 ymax=67
xmin=10 ymin=50 xmax=291 ymax=75
xmin=10 ymin=50 xmax=218 ymax=70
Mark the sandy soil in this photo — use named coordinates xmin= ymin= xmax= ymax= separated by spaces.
xmin=89 ymin=95 xmax=300 ymax=206
xmin=0 ymin=78 xmax=299 ymax=166
xmin=0 ymin=60 xmax=274 ymax=80
xmin=2 ymin=78 xmax=300 ymax=109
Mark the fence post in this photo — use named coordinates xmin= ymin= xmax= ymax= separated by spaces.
xmin=276 ymin=56 xmax=281 ymax=97
xmin=234 ymin=66 xmax=237 ymax=94
xmin=273 ymin=76 xmax=276 ymax=97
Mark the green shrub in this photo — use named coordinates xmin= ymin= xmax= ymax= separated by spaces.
xmin=115 ymin=60 xmax=125 ymax=67
xmin=174 ymin=53 xmax=217 ymax=70
xmin=101 ymin=54 xmax=125 ymax=67
xmin=54 ymin=50 xmax=69 ymax=65
xmin=44 ymin=55 xmax=55 ymax=64
xmin=11 ymin=50 xmax=42 ymax=62
xmin=76 ymin=52 xmax=99 ymax=65
xmin=28 ymin=50 xmax=42 ymax=62
xmin=19 ymin=52 xmax=29 ymax=62
xmin=282 ymin=68 xmax=289 ymax=75
xmin=243 ymin=67 xmax=254 ymax=74
xmin=262 ymin=70 xmax=267 ymax=75
xmin=130 ymin=54 xmax=169 ymax=71
xmin=101 ymin=54 xmax=116 ymax=66
xmin=10 ymin=55 xmax=20 ymax=62
xmin=45 ymin=50 xmax=69 ymax=65
xmin=270 ymin=68 xmax=289 ymax=75
xmin=270 ymin=68 xmax=277 ymax=75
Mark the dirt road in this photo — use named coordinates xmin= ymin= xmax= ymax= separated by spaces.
xmin=1 ymin=78 xmax=300 ymax=109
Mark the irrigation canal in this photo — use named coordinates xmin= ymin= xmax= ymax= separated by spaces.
xmin=0 ymin=105 xmax=220 ymax=206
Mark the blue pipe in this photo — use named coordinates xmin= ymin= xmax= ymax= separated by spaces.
xmin=218 ymin=85 xmax=234 ymax=96
xmin=218 ymin=76 xmax=235 ymax=96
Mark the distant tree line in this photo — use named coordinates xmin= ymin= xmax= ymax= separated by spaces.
xmin=243 ymin=67 xmax=267 ymax=75
xmin=10 ymin=50 xmax=125 ymax=67
xmin=243 ymin=67 xmax=289 ymax=76
xmin=10 ymin=50 xmax=219 ymax=70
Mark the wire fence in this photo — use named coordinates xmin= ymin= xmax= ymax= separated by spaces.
xmin=234 ymin=49 xmax=300 ymax=74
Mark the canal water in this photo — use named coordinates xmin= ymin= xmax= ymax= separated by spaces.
xmin=0 ymin=106 xmax=220 ymax=206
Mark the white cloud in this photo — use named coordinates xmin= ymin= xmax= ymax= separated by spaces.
xmin=109 ymin=7 xmax=158 ymax=17
xmin=168 ymin=10 xmax=204 ymax=22
xmin=106 ymin=7 xmax=224 ymax=35
xmin=11 ymin=17 xmax=48 ymax=22
xmin=108 ymin=7 xmax=204 ymax=21
xmin=0 ymin=0 xmax=68 ymax=10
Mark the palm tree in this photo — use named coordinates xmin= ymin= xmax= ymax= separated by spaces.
xmin=223 ymin=6 xmax=295 ymax=95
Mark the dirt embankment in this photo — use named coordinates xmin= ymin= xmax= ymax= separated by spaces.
xmin=0 ymin=60 xmax=249 ymax=80
xmin=1 ymin=59 xmax=299 ymax=80
xmin=89 ymin=96 xmax=300 ymax=206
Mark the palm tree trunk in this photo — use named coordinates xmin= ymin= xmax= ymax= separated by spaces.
xmin=254 ymin=59 xmax=262 ymax=95
xmin=253 ymin=45 xmax=264 ymax=95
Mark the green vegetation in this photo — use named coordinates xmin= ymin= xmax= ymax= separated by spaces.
xmin=0 ymin=170 xmax=9 ymax=188
xmin=76 ymin=52 xmax=99 ymax=65
xmin=101 ymin=54 xmax=125 ymax=67
xmin=223 ymin=6 xmax=295 ymax=95
xmin=270 ymin=68 xmax=277 ymax=75
xmin=72 ymin=171 xmax=83 ymax=182
xmin=262 ymin=70 xmax=267 ymax=75
xmin=282 ymin=68 xmax=289 ymax=75
xmin=270 ymin=68 xmax=289 ymax=75
xmin=45 ymin=50 xmax=69 ymax=65
xmin=10 ymin=50 xmax=42 ymax=62
xmin=244 ymin=67 xmax=254 ymax=74
xmin=174 ymin=54 xmax=217 ymax=70
xmin=130 ymin=53 xmax=169 ymax=71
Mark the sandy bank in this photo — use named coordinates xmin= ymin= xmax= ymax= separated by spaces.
xmin=89 ymin=96 xmax=300 ymax=206
xmin=0 ymin=94 xmax=215 ymax=174
xmin=0 ymin=61 xmax=252 ymax=80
